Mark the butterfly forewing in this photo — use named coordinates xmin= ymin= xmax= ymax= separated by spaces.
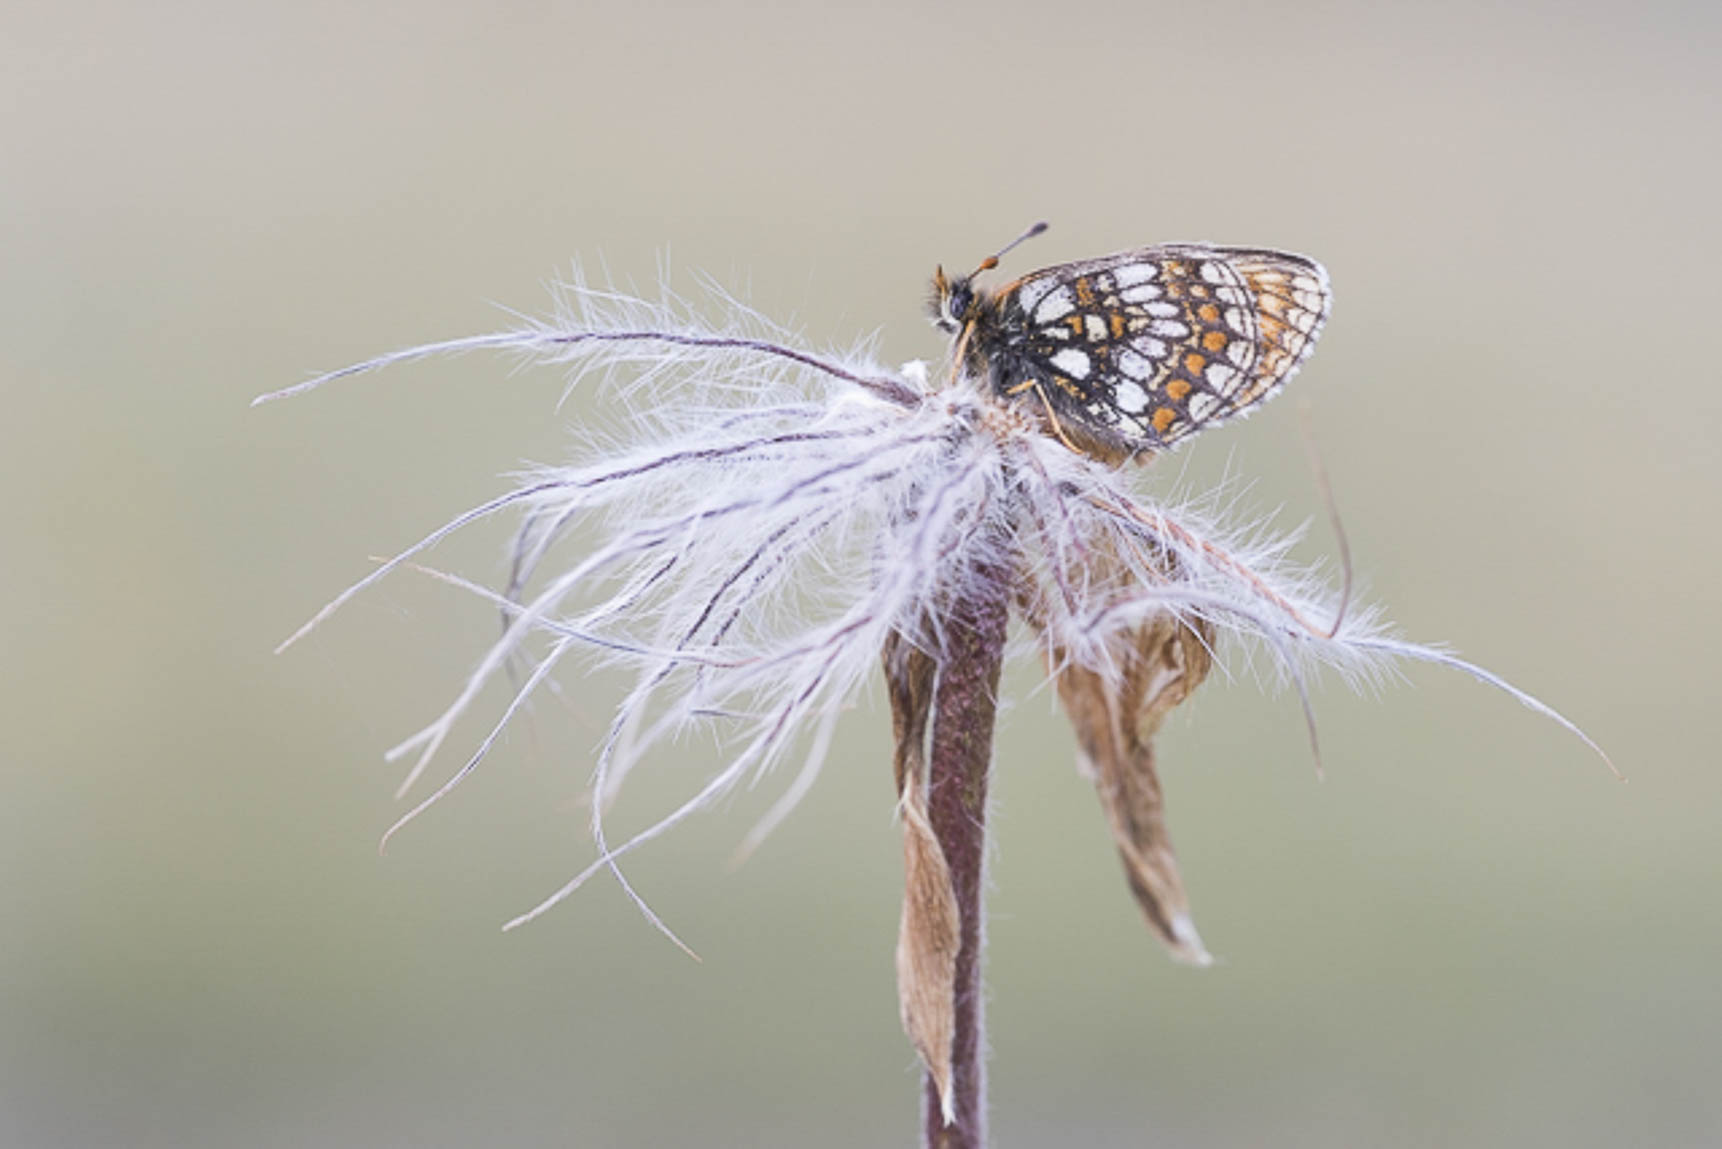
xmin=991 ymin=246 xmax=1330 ymax=452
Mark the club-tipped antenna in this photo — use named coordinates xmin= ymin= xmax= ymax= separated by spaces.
xmin=972 ymin=220 xmax=1049 ymax=276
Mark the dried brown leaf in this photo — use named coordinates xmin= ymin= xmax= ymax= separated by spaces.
xmin=896 ymin=769 xmax=960 ymax=1125
xmin=1020 ymin=544 xmax=1216 ymax=965
xmin=1055 ymin=610 xmax=1214 ymax=964
xmin=884 ymin=632 xmax=959 ymax=1125
xmin=883 ymin=631 xmax=937 ymax=798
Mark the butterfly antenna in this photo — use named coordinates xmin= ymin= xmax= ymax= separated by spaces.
xmin=971 ymin=220 xmax=1049 ymax=277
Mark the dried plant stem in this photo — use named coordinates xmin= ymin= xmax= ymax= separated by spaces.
xmin=921 ymin=553 xmax=1012 ymax=1149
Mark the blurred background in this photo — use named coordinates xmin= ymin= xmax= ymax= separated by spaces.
xmin=4 ymin=1 xmax=1719 ymax=1145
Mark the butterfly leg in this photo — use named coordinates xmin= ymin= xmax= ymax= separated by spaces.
xmin=947 ymin=321 xmax=978 ymax=388
xmin=1017 ymin=380 xmax=1079 ymax=454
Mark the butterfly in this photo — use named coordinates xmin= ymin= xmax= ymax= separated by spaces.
xmin=930 ymin=223 xmax=1331 ymax=460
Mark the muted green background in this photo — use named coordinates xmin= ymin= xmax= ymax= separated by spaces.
xmin=4 ymin=1 xmax=1719 ymax=1145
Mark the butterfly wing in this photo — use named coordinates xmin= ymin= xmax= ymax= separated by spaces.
xmin=993 ymin=245 xmax=1331 ymax=452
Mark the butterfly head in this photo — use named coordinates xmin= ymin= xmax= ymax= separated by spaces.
xmin=929 ymin=266 xmax=983 ymax=334
xmin=928 ymin=221 xmax=1049 ymax=336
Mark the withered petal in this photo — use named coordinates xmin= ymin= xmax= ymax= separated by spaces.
xmin=896 ymin=770 xmax=960 ymax=1125
xmin=1029 ymin=582 xmax=1216 ymax=964
xmin=883 ymin=631 xmax=937 ymax=797
xmin=883 ymin=632 xmax=959 ymax=1124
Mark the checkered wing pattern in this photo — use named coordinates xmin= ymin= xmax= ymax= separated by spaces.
xmin=997 ymin=246 xmax=1330 ymax=450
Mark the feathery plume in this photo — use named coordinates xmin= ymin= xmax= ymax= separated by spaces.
xmin=263 ymin=264 xmax=1613 ymax=1143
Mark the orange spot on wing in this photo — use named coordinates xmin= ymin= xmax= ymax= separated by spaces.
xmin=1202 ymin=330 xmax=1229 ymax=353
xmin=1152 ymin=406 xmax=1177 ymax=433
xmin=1075 ymin=278 xmax=1095 ymax=306
xmin=1184 ymin=352 xmax=1207 ymax=374
xmin=1197 ymin=303 xmax=1221 ymax=323
xmin=1166 ymin=378 xmax=1192 ymax=401
xmin=1109 ymin=312 xmax=1127 ymax=338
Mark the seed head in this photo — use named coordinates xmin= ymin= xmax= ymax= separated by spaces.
xmin=260 ymin=268 xmax=1615 ymax=959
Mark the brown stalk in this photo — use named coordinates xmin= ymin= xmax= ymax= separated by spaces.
xmin=885 ymin=543 xmax=1013 ymax=1149
xmin=888 ymin=523 xmax=1214 ymax=1145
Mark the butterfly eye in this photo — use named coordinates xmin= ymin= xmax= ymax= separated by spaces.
xmin=947 ymin=283 xmax=972 ymax=322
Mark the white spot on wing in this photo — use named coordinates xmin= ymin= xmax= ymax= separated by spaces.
xmin=1050 ymin=348 xmax=1090 ymax=378
xmin=1145 ymin=301 xmax=1179 ymax=318
xmin=1131 ymin=336 xmax=1168 ymax=360
xmin=1016 ymin=277 xmax=1058 ymax=313
xmin=1148 ymin=318 xmax=1189 ymax=338
xmin=1199 ymin=261 xmax=1228 ymax=285
xmin=1116 ymin=347 xmax=1155 ymax=380
xmin=1189 ymin=392 xmax=1222 ymax=422
xmin=1084 ymin=314 xmax=1109 ymax=341
xmin=1115 ymin=380 xmax=1149 ymax=413
xmin=1206 ymin=363 xmax=1239 ymax=394
xmin=1226 ymin=340 xmax=1253 ymax=368
xmin=1111 ymin=262 xmax=1159 ymax=288
xmin=1119 ymin=283 xmax=1163 ymax=304
xmin=1035 ymin=286 xmax=1076 ymax=324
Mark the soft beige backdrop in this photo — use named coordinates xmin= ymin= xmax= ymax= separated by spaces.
xmin=4 ymin=1 xmax=1718 ymax=1146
